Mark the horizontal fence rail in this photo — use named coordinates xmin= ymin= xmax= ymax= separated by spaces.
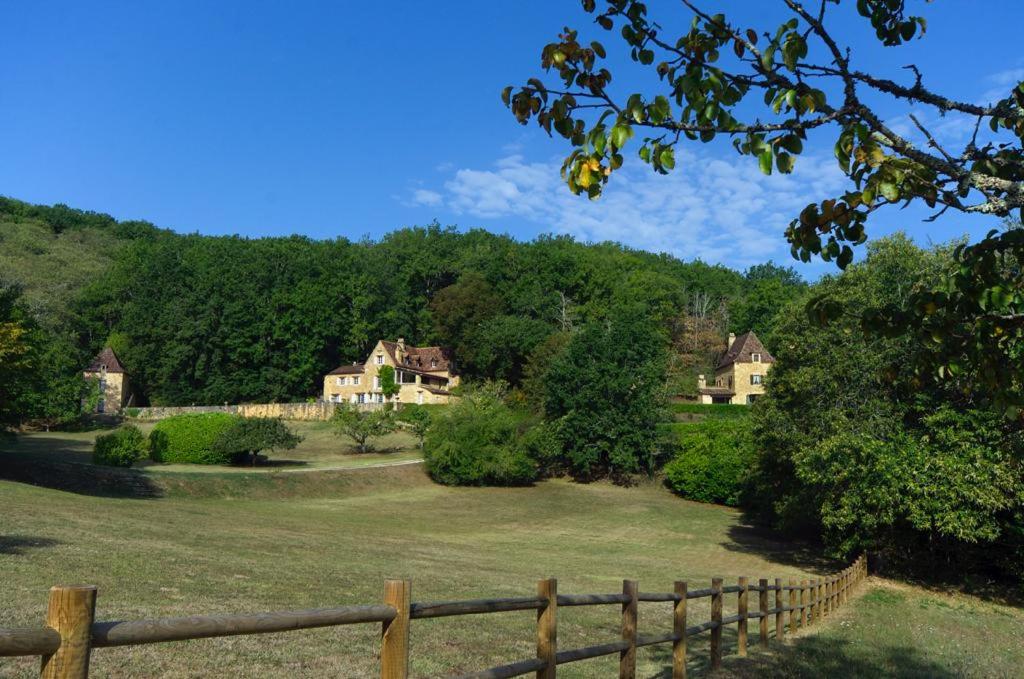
xmin=0 ymin=555 xmax=868 ymax=678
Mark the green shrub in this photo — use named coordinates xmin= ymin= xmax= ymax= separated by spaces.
xmin=424 ymin=382 xmax=538 ymax=486
xmin=664 ymin=418 xmax=754 ymax=506
xmin=211 ymin=417 xmax=302 ymax=465
xmin=92 ymin=425 xmax=148 ymax=467
xmin=670 ymin=403 xmax=750 ymax=420
xmin=148 ymin=413 xmax=242 ymax=464
xmin=331 ymin=403 xmax=396 ymax=453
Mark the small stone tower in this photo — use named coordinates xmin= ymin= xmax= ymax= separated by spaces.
xmin=83 ymin=347 xmax=132 ymax=414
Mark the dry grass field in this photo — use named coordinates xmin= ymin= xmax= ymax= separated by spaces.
xmin=1 ymin=435 xmax=1022 ymax=677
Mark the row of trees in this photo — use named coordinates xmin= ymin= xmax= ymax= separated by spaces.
xmin=1 ymin=196 xmax=803 ymax=422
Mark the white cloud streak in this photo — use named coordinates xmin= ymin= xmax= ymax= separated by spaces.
xmin=410 ymin=149 xmax=846 ymax=267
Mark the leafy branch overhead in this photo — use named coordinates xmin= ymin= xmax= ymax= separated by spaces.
xmin=505 ymin=0 xmax=1024 ymax=409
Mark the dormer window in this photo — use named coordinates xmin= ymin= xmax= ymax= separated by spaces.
xmin=751 ymin=353 xmax=761 ymax=363
xmin=430 ymin=359 xmax=438 ymax=369
xmin=375 ymin=354 xmax=384 ymax=365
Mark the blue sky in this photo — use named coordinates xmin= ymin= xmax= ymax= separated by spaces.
xmin=2 ymin=1 xmax=1022 ymax=276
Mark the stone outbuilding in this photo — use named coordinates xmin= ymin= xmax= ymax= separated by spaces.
xmin=83 ymin=347 xmax=133 ymax=414
xmin=697 ymin=331 xmax=774 ymax=405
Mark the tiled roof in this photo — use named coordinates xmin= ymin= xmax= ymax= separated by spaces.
xmin=384 ymin=341 xmax=455 ymax=373
xmin=85 ymin=347 xmax=125 ymax=374
xmin=327 ymin=364 xmax=365 ymax=375
xmin=716 ymin=331 xmax=775 ymax=369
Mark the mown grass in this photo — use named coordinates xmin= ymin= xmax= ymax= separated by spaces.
xmin=0 ymin=420 xmax=422 ymax=474
xmin=2 ymin=467 xmax=1020 ymax=678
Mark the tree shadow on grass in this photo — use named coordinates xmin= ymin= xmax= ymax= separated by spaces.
xmin=0 ymin=535 xmax=60 ymax=555
xmin=644 ymin=632 xmax=956 ymax=678
xmin=1 ymin=454 xmax=163 ymax=499
xmin=720 ymin=523 xmax=840 ymax=573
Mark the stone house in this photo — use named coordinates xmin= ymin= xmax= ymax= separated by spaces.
xmin=83 ymin=347 xmax=133 ymax=413
xmin=697 ymin=331 xmax=774 ymax=405
xmin=322 ymin=338 xmax=459 ymax=406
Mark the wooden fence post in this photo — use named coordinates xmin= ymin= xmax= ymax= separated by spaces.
xmin=758 ymin=578 xmax=768 ymax=650
xmin=673 ymin=582 xmax=687 ymax=679
xmin=381 ymin=579 xmax=411 ymax=679
xmin=799 ymin=580 xmax=808 ymax=628
xmin=620 ymin=580 xmax=638 ymax=679
xmin=537 ymin=578 xmax=557 ymax=679
xmin=810 ymin=580 xmax=819 ymax=624
xmin=788 ymin=579 xmax=797 ymax=635
xmin=817 ymin=580 xmax=824 ymax=621
xmin=710 ymin=578 xmax=723 ymax=670
xmin=774 ymin=578 xmax=784 ymax=641
xmin=737 ymin=577 xmax=748 ymax=657
xmin=40 ymin=585 xmax=96 ymax=679
xmin=828 ymin=577 xmax=835 ymax=612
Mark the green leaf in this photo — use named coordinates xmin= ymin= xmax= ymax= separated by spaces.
xmin=591 ymin=40 xmax=606 ymax=58
xmin=776 ymin=152 xmax=794 ymax=173
xmin=758 ymin=150 xmax=773 ymax=175
xmin=659 ymin=147 xmax=676 ymax=170
xmin=611 ymin=124 xmax=632 ymax=150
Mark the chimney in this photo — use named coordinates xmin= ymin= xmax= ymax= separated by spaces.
xmin=698 ymin=374 xmax=706 ymax=389
xmin=397 ymin=337 xmax=406 ymax=352
xmin=728 ymin=332 xmax=736 ymax=348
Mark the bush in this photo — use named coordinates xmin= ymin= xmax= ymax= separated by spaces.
xmin=424 ymin=382 xmax=538 ymax=486
xmin=331 ymin=403 xmax=397 ymax=453
xmin=670 ymin=403 xmax=749 ymax=420
xmin=664 ymin=418 xmax=754 ymax=506
xmin=211 ymin=417 xmax=302 ymax=465
xmin=397 ymin=404 xmax=431 ymax=448
xmin=92 ymin=425 xmax=148 ymax=467
xmin=148 ymin=413 xmax=242 ymax=464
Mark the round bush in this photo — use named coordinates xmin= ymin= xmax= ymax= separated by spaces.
xmin=424 ymin=384 xmax=538 ymax=486
xmin=148 ymin=413 xmax=242 ymax=464
xmin=93 ymin=425 xmax=148 ymax=467
xmin=663 ymin=418 xmax=754 ymax=506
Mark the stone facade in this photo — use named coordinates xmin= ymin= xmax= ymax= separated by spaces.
xmin=83 ymin=347 xmax=132 ymax=414
xmin=322 ymin=338 xmax=459 ymax=406
xmin=697 ymin=331 xmax=774 ymax=405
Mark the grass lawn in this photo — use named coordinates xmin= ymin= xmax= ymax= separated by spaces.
xmin=1 ymin=468 xmax=1020 ymax=677
xmin=0 ymin=420 xmax=422 ymax=474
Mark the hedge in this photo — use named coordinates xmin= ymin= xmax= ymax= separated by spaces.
xmin=93 ymin=425 xmax=148 ymax=467
xmin=148 ymin=413 xmax=242 ymax=464
xmin=663 ymin=418 xmax=754 ymax=506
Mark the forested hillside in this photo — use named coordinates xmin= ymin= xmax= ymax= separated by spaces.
xmin=0 ymin=196 xmax=802 ymax=413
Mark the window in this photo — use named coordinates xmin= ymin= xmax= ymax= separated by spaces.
xmin=751 ymin=353 xmax=761 ymax=363
xmin=329 ymin=394 xmax=341 ymax=403
xmin=375 ymin=354 xmax=384 ymax=365
xmin=751 ymin=374 xmax=763 ymax=385
xmin=336 ymin=377 xmax=344 ymax=386
xmin=352 ymin=376 xmax=360 ymax=385
xmin=373 ymin=376 xmax=380 ymax=389
xmin=430 ymin=359 xmax=438 ymax=369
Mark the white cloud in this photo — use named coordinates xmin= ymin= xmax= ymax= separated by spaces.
xmin=412 ymin=149 xmax=846 ymax=267
xmin=410 ymin=188 xmax=443 ymax=207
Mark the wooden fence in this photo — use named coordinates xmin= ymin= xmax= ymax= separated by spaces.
xmin=1 ymin=555 xmax=867 ymax=678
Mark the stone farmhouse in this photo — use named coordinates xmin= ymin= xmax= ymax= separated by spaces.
xmin=83 ymin=347 xmax=133 ymax=413
xmin=697 ymin=331 xmax=774 ymax=405
xmin=322 ymin=338 xmax=459 ymax=406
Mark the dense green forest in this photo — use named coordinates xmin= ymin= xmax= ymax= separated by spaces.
xmin=0 ymin=196 xmax=802 ymax=417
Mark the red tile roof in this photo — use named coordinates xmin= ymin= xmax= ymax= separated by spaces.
xmin=85 ymin=347 xmax=125 ymax=374
xmin=716 ymin=332 xmax=775 ymax=369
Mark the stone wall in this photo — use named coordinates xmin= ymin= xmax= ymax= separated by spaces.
xmin=125 ymin=401 xmax=364 ymax=422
